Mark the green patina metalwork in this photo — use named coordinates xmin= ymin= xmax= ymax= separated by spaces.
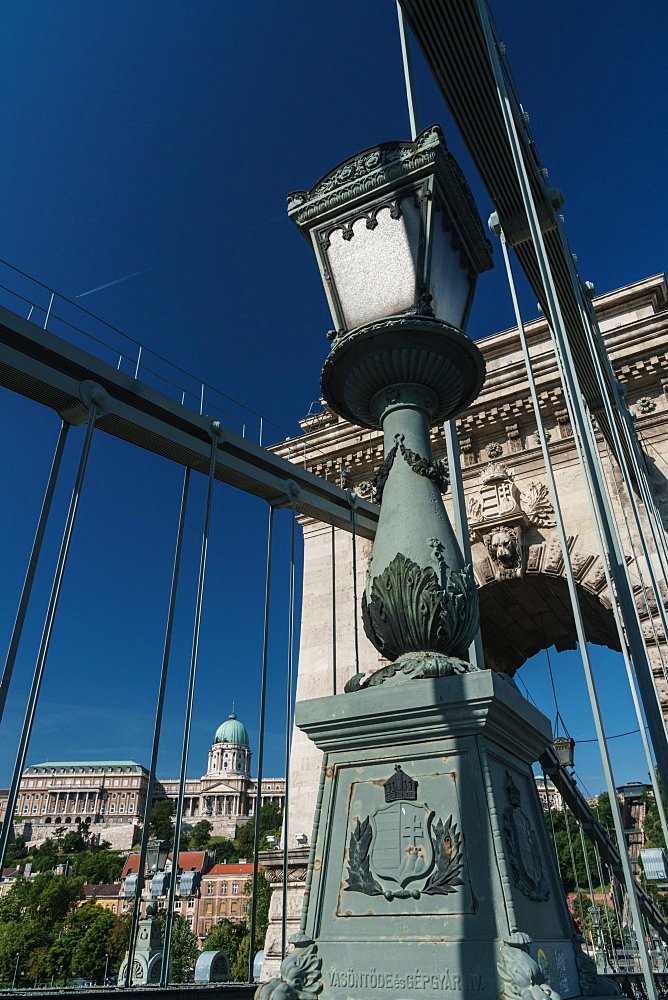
xmin=255 ymin=935 xmax=322 ymax=1000
xmin=361 ymin=551 xmax=478 ymax=666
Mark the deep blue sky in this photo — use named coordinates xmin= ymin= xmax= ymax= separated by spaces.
xmin=0 ymin=1 xmax=666 ymax=796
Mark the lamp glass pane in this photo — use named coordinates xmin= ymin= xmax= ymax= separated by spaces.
xmin=429 ymin=203 xmax=474 ymax=330
xmin=326 ymin=199 xmax=421 ymax=330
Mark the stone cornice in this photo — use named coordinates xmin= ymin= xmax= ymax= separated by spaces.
xmin=271 ymin=275 xmax=668 ymax=484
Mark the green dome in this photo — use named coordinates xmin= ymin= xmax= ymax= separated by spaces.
xmin=213 ymin=713 xmax=249 ymax=747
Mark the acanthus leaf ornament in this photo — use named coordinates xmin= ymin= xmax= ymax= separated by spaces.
xmin=360 ymin=552 xmax=478 ymax=669
xmin=498 ymin=933 xmax=561 ymax=1000
xmin=519 ymin=482 xmax=556 ymax=527
xmin=255 ymin=935 xmax=323 ymax=1000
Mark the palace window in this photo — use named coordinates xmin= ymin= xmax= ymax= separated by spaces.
xmin=232 ymin=883 xmax=239 ymax=894
xmin=207 ymin=883 xmax=214 ymax=895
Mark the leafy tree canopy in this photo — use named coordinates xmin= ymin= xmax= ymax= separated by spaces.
xmin=146 ymin=799 xmax=176 ymax=841
xmin=643 ymin=781 xmax=667 ymax=850
xmin=203 ymin=918 xmax=247 ymax=966
xmin=209 ymin=836 xmax=240 ymax=865
xmin=191 ymin=820 xmax=213 ymax=850
xmin=168 ymin=914 xmax=199 ymax=983
xmin=70 ymin=850 xmax=124 ymax=884
xmin=0 ymin=872 xmax=84 ymax=928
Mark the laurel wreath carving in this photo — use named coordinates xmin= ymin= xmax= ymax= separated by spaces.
xmin=371 ymin=445 xmax=397 ymax=503
xmin=398 ymin=439 xmax=450 ymax=494
xmin=344 ymin=812 xmax=463 ymax=900
xmin=422 ymin=815 xmax=465 ymax=896
xmin=344 ymin=818 xmax=383 ymax=896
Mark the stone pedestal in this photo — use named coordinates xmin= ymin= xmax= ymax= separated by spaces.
xmin=285 ymin=671 xmax=619 ymax=1000
xmin=260 ymin=847 xmax=312 ymax=980
xmin=118 ymin=909 xmax=168 ymax=986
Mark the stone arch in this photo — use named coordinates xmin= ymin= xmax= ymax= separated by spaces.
xmin=474 ymin=535 xmax=625 ymax=676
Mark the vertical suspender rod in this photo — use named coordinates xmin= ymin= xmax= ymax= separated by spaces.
xmin=496 ymin=226 xmax=657 ymax=987
xmin=348 ymin=490 xmax=360 ymax=676
xmin=0 ymin=421 xmax=69 ymax=722
xmin=331 ymin=526 xmax=337 ymax=695
xmin=248 ymin=505 xmax=275 ymax=982
xmin=124 ymin=466 xmax=191 ymax=987
xmin=0 ymin=389 xmax=104 ymax=872
xmin=281 ymin=484 xmax=299 ymax=958
xmin=161 ymin=420 xmax=221 ymax=986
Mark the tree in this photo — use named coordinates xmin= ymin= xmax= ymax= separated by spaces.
xmin=258 ymin=803 xmax=283 ymax=835
xmin=203 ymin=919 xmax=247 ymax=967
xmin=0 ymin=917 xmax=51 ymax=986
xmin=643 ymin=783 xmax=667 ymax=849
xmin=231 ymin=933 xmax=251 ymax=982
xmin=569 ymin=892 xmax=621 ymax=953
xmin=71 ymin=909 xmax=117 ymax=981
xmin=29 ymin=838 xmax=60 ymax=872
xmin=71 ymin=850 xmax=124 ymax=884
xmin=245 ymin=869 xmax=271 ymax=949
xmin=147 ymin=800 xmax=175 ymax=841
xmin=594 ymin=792 xmax=615 ymax=834
xmin=0 ymin=872 xmax=83 ymax=927
xmin=209 ymin=837 xmax=240 ymax=865
xmin=4 ymin=834 xmax=27 ymax=865
xmin=62 ymin=829 xmax=86 ymax=854
xmin=191 ymin=820 xmax=213 ymax=850
xmin=235 ymin=804 xmax=282 ymax=857
xmin=167 ymin=915 xmax=199 ymax=983
xmin=106 ymin=911 xmax=132 ymax=969
xmin=44 ymin=902 xmax=109 ymax=983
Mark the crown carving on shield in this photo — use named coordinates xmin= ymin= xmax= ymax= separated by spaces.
xmin=384 ymin=765 xmax=418 ymax=803
xmin=505 ymin=770 xmax=522 ymax=808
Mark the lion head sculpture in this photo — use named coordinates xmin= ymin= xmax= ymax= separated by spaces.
xmin=484 ymin=525 xmax=521 ymax=572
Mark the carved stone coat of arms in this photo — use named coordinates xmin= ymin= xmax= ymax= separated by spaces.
xmin=343 ymin=765 xmax=464 ymax=902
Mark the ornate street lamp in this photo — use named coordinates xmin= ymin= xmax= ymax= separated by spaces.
xmin=146 ymin=838 xmax=170 ymax=873
xmin=289 ymin=124 xmax=492 ymax=682
xmin=553 ymin=736 xmax=576 ymax=768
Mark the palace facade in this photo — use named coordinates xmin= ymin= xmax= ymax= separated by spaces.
xmin=2 ymin=711 xmax=285 ymax=847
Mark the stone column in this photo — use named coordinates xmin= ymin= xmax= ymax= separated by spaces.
xmin=260 ymin=846 xmax=311 ymax=981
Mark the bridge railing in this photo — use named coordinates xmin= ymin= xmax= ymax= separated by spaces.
xmin=0 ymin=256 xmax=290 ymax=447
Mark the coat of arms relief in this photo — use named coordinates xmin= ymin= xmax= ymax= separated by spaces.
xmin=343 ymin=765 xmax=464 ymax=902
xmin=467 ymin=463 xmax=555 ymax=581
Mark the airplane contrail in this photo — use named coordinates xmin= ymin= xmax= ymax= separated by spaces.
xmin=76 ymin=264 xmax=157 ymax=298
